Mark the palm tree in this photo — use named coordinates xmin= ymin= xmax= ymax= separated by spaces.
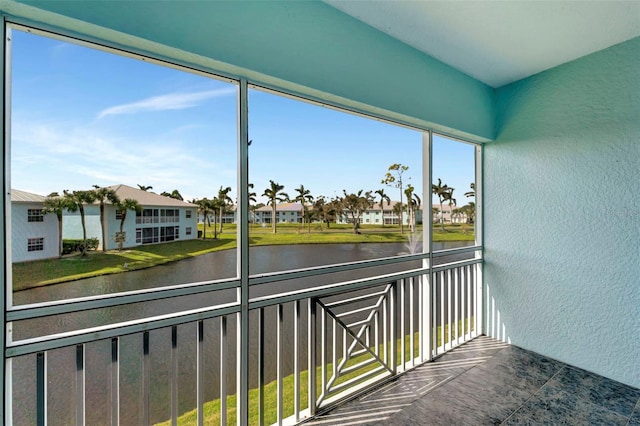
xmin=293 ymin=184 xmax=314 ymax=232
xmin=464 ymin=183 xmax=475 ymax=198
xmin=374 ymin=188 xmax=391 ymax=226
xmin=248 ymin=183 xmax=257 ymax=227
xmin=216 ymin=186 xmax=233 ymax=234
xmin=161 ymin=189 xmax=184 ymax=201
xmin=114 ymin=198 xmax=142 ymax=250
xmin=63 ymin=189 xmax=96 ymax=256
xmin=392 ymin=202 xmax=405 ymax=229
xmin=263 ymin=180 xmax=288 ymax=234
xmin=432 ymin=178 xmax=450 ymax=230
xmin=404 ymin=184 xmax=421 ymax=232
xmin=137 ymin=184 xmax=153 ymax=192
xmin=444 ymin=188 xmax=457 ymax=224
xmin=93 ymin=185 xmax=121 ymax=252
xmin=194 ymin=198 xmax=213 ymax=239
xmin=382 ymin=163 xmax=409 ymax=234
xmin=43 ymin=192 xmax=69 ymax=257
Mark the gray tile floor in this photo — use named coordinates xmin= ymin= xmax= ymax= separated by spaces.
xmin=307 ymin=336 xmax=640 ymax=425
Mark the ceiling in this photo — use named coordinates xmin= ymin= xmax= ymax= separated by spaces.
xmin=325 ymin=1 xmax=640 ymax=88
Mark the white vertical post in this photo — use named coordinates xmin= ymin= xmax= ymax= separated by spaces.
xmin=308 ymin=299 xmax=316 ymax=417
xmin=294 ymin=301 xmax=300 ymax=422
xmin=237 ymin=79 xmax=250 ymax=425
xmin=475 ymin=143 xmax=484 ymax=336
xmin=220 ymin=316 xmax=227 ymax=426
xmin=276 ymin=305 xmax=283 ymax=425
xmin=422 ymin=131 xmax=433 ymax=362
xmin=2 ymin=24 xmax=11 ymax=426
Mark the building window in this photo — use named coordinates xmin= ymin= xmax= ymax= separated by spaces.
xmin=27 ymin=237 xmax=44 ymax=252
xmin=27 ymin=209 xmax=44 ymax=222
xmin=115 ymin=209 xmax=124 ymax=220
xmin=186 ymin=210 xmax=192 ymax=219
xmin=186 ymin=227 xmax=192 ymax=236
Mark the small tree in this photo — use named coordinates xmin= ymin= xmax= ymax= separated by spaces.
xmin=404 ymin=184 xmax=421 ymax=232
xmin=340 ymin=190 xmax=374 ymax=234
xmin=161 ymin=189 xmax=184 ymax=200
xmin=263 ymin=180 xmax=288 ymax=234
xmin=382 ymin=164 xmax=409 ymax=234
xmin=137 ymin=184 xmax=153 ymax=192
xmin=114 ymin=198 xmax=142 ymax=250
xmin=43 ymin=192 xmax=70 ymax=257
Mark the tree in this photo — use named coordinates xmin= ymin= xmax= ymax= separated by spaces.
xmin=248 ymin=183 xmax=257 ymax=227
xmin=262 ymin=180 xmax=288 ymax=234
xmin=161 ymin=189 xmax=184 ymax=201
xmin=137 ymin=184 xmax=153 ymax=192
xmin=453 ymin=202 xmax=475 ymax=224
xmin=194 ymin=198 xmax=213 ymax=239
xmin=464 ymin=182 xmax=475 ymax=198
xmin=216 ymin=186 xmax=233 ymax=234
xmin=63 ymin=189 xmax=97 ymax=256
xmin=432 ymin=178 xmax=451 ymax=230
xmin=444 ymin=187 xmax=457 ymax=224
xmin=114 ymin=198 xmax=142 ymax=250
xmin=374 ymin=188 xmax=391 ymax=226
xmin=382 ymin=164 xmax=409 ymax=234
xmin=93 ymin=185 xmax=121 ymax=252
xmin=293 ymin=184 xmax=314 ymax=232
xmin=404 ymin=184 xmax=421 ymax=232
xmin=43 ymin=192 xmax=70 ymax=257
xmin=392 ymin=202 xmax=405 ymax=228
xmin=340 ymin=190 xmax=374 ymax=234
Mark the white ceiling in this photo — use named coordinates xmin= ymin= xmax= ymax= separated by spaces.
xmin=325 ymin=1 xmax=640 ymax=88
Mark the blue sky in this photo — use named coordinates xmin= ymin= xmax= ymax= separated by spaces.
xmin=10 ymin=28 xmax=475 ymax=207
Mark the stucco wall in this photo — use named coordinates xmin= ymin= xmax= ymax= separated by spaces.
xmin=485 ymin=38 xmax=640 ymax=387
xmin=11 ymin=202 xmax=59 ymax=262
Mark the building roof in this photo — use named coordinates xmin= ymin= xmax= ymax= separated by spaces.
xmin=11 ymin=189 xmax=47 ymax=203
xmin=256 ymin=202 xmax=304 ymax=212
xmin=107 ymin=184 xmax=196 ymax=207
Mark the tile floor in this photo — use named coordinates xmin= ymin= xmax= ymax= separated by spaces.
xmin=307 ymin=336 xmax=640 ymax=425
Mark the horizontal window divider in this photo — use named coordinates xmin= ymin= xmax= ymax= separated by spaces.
xmin=7 ymin=277 xmax=241 ymax=322
xmin=6 ymin=302 xmax=240 ymax=358
xmin=249 ymin=252 xmax=429 ymax=286
xmin=431 ymin=245 xmax=482 ymax=258
xmin=324 ymin=289 xmax=389 ymax=308
xmin=431 ymin=258 xmax=482 ymax=273
xmin=249 ymin=268 xmax=426 ymax=309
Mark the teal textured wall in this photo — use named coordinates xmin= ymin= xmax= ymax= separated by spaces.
xmin=4 ymin=0 xmax=494 ymax=141
xmin=485 ymin=37 xmax=640 ymax=387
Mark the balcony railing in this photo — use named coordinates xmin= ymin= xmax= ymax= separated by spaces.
xmin=5 ymin=246 xmax=481 ymax=425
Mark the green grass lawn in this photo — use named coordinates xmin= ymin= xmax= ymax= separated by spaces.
xmin=12 ymin=224 xmax=474 ymax=291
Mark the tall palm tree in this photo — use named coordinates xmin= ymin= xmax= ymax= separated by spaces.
xmin=262 ymin=180 xmax=288 ymax=234
xmin=63 ymin=189 xmax=96 ymax=256
xmin=404 ymin=184 xmax=421 ymax=233
xmin=248 ymin=183 xmax=257 ymax=227
xmin=114 ymin=198 xmax=142 ymax=250
xmin=293 ymin=184 xmax=314 ymax=232
xmin=43 ymin=192 xmax=70 ymax=257
xmin=392 ymin=202 xmax=405 ymax=229
xmin=216 ymin=186 xmax=233 ymax=234
xmin=444 ymin=188 xmax=457 ymax=224
xmin=194 ymin=198 xmax=212 ymax=239
xmin=93 ymin=185 xmax=121 ymax=252
xmin=374 ymin=188 xmax=390 ymax=226
xmin=432 ymin=178 xmax=450 ymax=230
xmin=382 ymin=163 xmax=409 ymax=234
xmin=137 ymin=184 xmax=153 ymax=192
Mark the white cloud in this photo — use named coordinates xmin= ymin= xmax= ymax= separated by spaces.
xmin=97 ymin=88 xmax=236 ymax=118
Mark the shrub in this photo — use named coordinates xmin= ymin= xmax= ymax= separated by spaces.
xmin=62 ymin=238 xmax=100 ymax=254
